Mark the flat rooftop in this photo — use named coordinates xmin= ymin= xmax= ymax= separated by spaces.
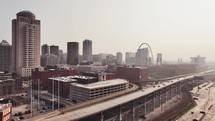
xmin=0 ymin=79 xmax=14 ymax=83
xmin=71 ymin=79 xmax=128 ymax=89
xmin=49 ymin=75 xmax=95 ymax=83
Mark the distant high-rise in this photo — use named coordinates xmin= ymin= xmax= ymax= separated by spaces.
xmin=116 ymin=52 xmax=122 ymax=64
xmin=135 ymin=48 xmax=149 ymax=66
xmin=67 ymin=42 xmax=79 ymax=65
xmin=83 ymin=39 xmax=92 ymax=62
xmin=50 ymin=45 xmax=59 ymax=56
xmin=12 ymin=11 xmax=42 ymax=77
xmin=157 ymin=53 xmax=162 ymax=65
xmin=0 ymin=40 xmax=11 ymax=72
xmin=41 ymin=54 xmax=59 ymax=67
xmin=125 ymin=52 xmax=135 ymax=65
xmin=191 ymin=55 xmax=206 ymax=66
xmin=41 ymin=44 xmax=49 ymax=56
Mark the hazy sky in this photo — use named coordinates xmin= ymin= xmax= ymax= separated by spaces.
xmin=0 ymin=0 xmax=215 ymax=62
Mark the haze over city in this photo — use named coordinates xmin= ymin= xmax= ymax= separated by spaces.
xmin=0 ymin=0 xmax=215 ymax=62
xmin=2 ymin=1 xmax=215 ymax=121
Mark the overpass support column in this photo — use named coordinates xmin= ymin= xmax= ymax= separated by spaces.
xmin=179 ymin=82 xmax=181 ymax=95
xmin=100 ymin=112 xmax=104 ymax=121
xmin=132 ymin=101 xmax=135 ymax=121
xmin=144 ymin=97 xmax=146 ymax=117
xmin=159 ymin=90 xmax=161 ymax=108
xmin=119 ymin=105 xmax=122 ymax=121
xmin=153 ymin=93 xmax=155 ymax=110
xmin=165 ymin=87 xmax=167 ymax=103
xmin=170 ymin=86 xmax=172 ymax=99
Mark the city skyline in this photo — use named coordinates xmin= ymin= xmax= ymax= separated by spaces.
xmin=1 ymin=0 xmax=215 ymax=61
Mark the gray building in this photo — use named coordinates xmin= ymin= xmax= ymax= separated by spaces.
xmin=12 ymin=11 xmax=42 ymax=77
xmin=191 ymin=55 xmax=206 ymax=67
xmin=41 ymin=44 xmax=49 ymax=56
xmin=157 ymin=53 xmax=162 ymax=65
xmin=83 ymin=39 xmax=92 ymax=62
xmin=50 ymin=45 xmax=59 ymax=56
xmin=135 ymin=48 xmax=149 ymax=66
xmin=125 ymin=52 xmax=135 ymax=65
xmin=116 ymin=52 xmax=122 ymax=64
xmin=41 ymin=54 xmax=59 ymax=67
xmin=0 ymin=40 xmax=11 ymax=72
xmin=67 ymin=42 xmax=79 ymax=65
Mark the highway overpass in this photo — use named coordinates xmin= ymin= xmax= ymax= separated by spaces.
xmin=24 ymin=70 xmax=215 ymax=121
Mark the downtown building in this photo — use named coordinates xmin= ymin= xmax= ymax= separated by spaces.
xmin=67 ymin=42 xmax=79 ymax=65
xmin=83 ymin=39 xmax=92 ymax=62
xmin=116 ymin=52 xmax=123 ymax=64
xmin=0 ymin=40 xmax=11 ymax=72
xmin=125 ymin=52 xmax=135 ymax=65
xmin=12 ymin=11 xmax=43 ymax=77
xmin=41 ymin=44 xmax=59 ymax=68
xmin=41 ymin=44 xmax=49 ymax=56
xmin=135 ymin=48 xmax=149 ymax=66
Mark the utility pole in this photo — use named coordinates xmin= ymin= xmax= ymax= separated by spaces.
xmin=52 ymin=77 xmax=55 ymax=111
xmin=58 ymin=77 xmax=60 ymax=109
xmin=37 ymin=79 xmax=40 ymax=112
xmin=30 ymin=79 xmax=33 ymax=117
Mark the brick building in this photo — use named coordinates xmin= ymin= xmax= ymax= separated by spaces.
xmin=0 ymin=73 xmax=22 ymax=98
xmin=47 ymin=76 xmax=97 ymax=98
xmin=116 ymin=66 xmax=149 ymax=82
xmin=32 ymin=68 xmax=77 ymax=90
xmin=0 ymin=101 xmax=12 ymax=121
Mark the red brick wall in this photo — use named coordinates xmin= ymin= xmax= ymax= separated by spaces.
xmin=116 ymin=66 xmax=148 ymax=82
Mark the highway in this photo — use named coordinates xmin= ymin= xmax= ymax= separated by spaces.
xmin=178 ymin=81 xmax=215 ymax=121
xmin=24 ymin=70 xmax=215 ymax=121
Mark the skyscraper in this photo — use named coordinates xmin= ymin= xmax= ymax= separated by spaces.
xmin=125 ymin=52 xmax=135 ymax=65
xmin=116 ymin=52 xmax=122 ymax=64
xmin=191 ymin=55 xmax=206 ymax=67
xmin=12 ymin=11 xmax=42 ymax=77
xmin=135 ymin=48 xmax=149 ymax=66
xmin=50 ymin=45 xmax=59 ymax=56
xmin=157 ymin=53 xmax=162 ymax=65
xmin=67 ymin=42 xmax=79 ymax=65
xmin=41 ymin=44 xmax=49 ymax=56
xmin=0 ymin=40 xmax=11 ymax=72
xmin=83 ymin=39 xmax=92 ymax=62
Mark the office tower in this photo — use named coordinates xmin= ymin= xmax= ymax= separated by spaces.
xmin=41 ymin=54 xmax=59 ymax=67
xmin=12 ymin=11 xmax=42 ymax=77
xmin=125 ymin=52 xmax=135 ymax=65
xmin=157 ymin=53 xmax=162 ymax=65
xmin=41 ymin=44 xmax=49 ymax=56
xmin=191 ymin=55 xmax=206 ymax=66
xmin=50 ymin=45 xmax=59 ymax=56
xmin=0 ymin=40 xmax=12 ymax=72
xmin=67 ymin=42 xmax=79 ymax=65
xmin=59 ymin=49 xmax=63 ymax=54
xmin=116 ymin=52 xmax=122 ymax=64
xmin=135 ymin=48 xmax=149 ymax=66
xmin=83 ymin=39 xmax=92 ymax=62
